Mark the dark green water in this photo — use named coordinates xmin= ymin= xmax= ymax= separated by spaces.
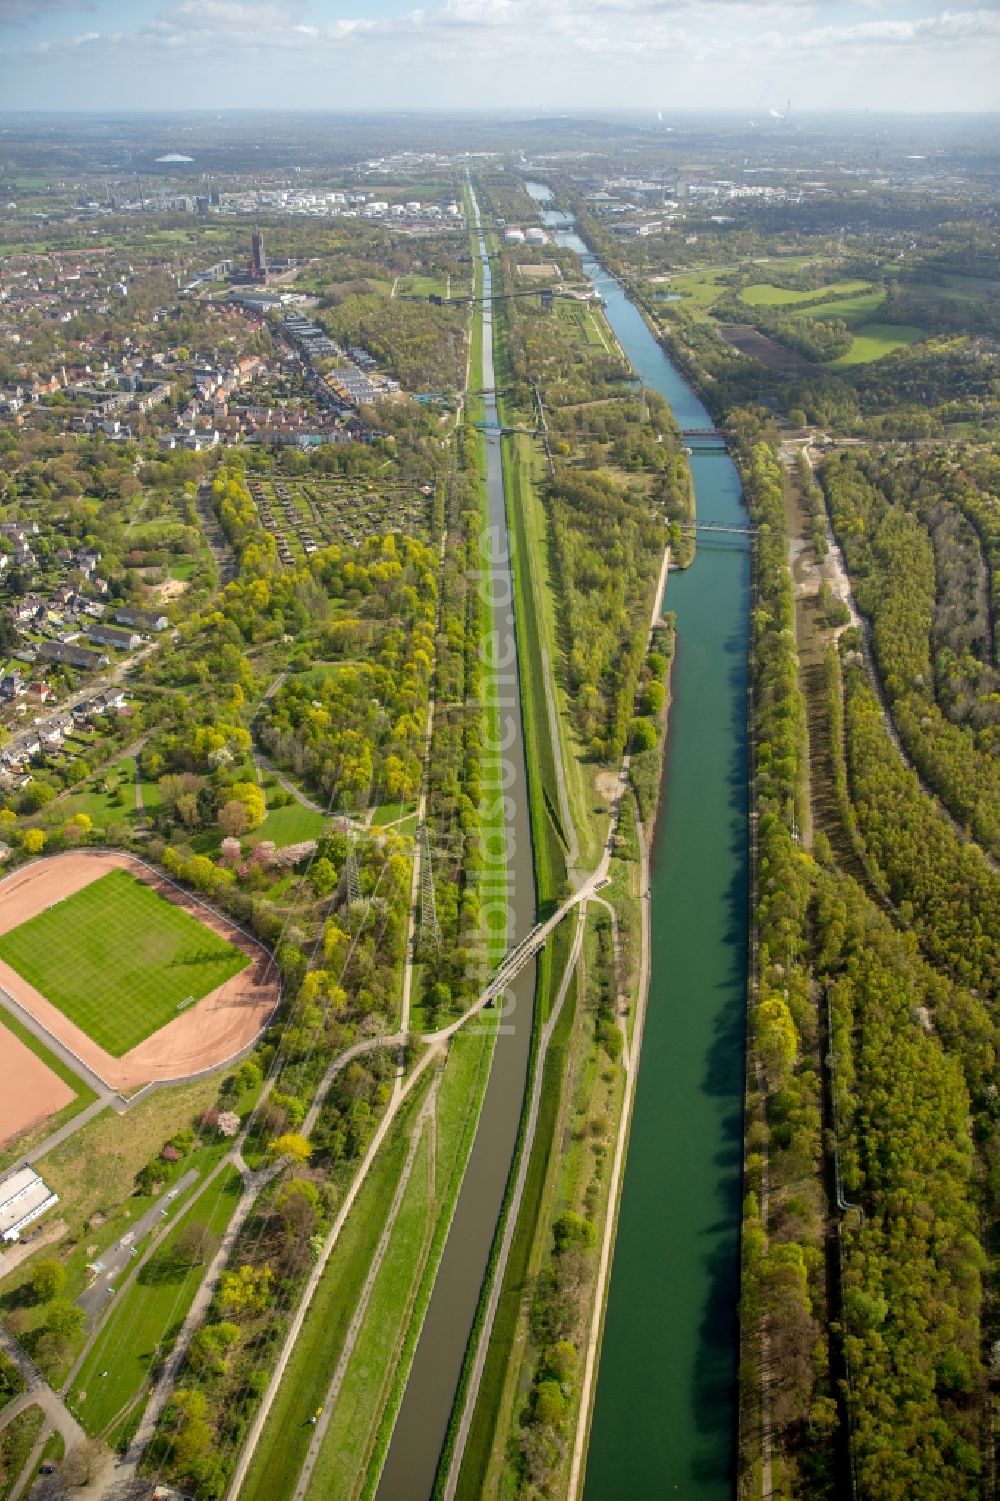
xmin=534 ymin=194 xmax=749 ymax=1500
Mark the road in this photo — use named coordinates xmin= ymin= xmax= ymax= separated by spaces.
xmin=75 ymin=1169 xmax=198 ymax=1324
xmin=116 ymin=1155 xmax=282 ymax=1484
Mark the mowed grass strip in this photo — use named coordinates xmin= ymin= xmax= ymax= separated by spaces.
xmin=0 ymin=870 xmax=249 ymax=1057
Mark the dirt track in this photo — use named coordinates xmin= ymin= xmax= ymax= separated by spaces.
xmin=0 ymin=852 xmax=279 ymax=1095
xmin=0 ymin=1020 xmax=75 ymax=1149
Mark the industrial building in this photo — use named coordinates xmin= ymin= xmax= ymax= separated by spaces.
xmin=0 ymin=1167 xmax=59 ymax=1243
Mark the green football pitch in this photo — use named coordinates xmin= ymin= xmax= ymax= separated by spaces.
xmin=0 ymin=869 xmax=250 ymax=1057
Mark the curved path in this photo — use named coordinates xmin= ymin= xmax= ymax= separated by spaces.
xmin=223 ymin=1044 xmax=442 ymax=1501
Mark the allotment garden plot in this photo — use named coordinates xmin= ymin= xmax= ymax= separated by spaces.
xmin=248 ymin=475 xmax=431 ymax=564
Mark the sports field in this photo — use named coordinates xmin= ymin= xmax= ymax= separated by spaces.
xmin=740 ymin=278 xmax=873 ymax=307
xmin=0 ymin=869 xmax=249 ymax=1057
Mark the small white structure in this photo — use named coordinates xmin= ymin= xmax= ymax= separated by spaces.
xmin=0 ymin=1167 xmax=59 ymax=1242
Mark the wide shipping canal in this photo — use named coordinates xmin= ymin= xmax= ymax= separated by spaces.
xmin=529 ymin=184 xmax=750 ymax=1498
xmin=375 ymin=186 xmax=539 ymax=1501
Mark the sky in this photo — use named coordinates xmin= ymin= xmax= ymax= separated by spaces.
xmin=0 ymin=0 xmax=998 ymax=114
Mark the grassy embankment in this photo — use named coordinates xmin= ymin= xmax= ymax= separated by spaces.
xmin=432 ymin=213 xmax=578 ymax=1499
xmin=233 ymin=1081 xmax=434 ymax=1501
xmin=234 ymin=196 xmax=507 ymax=1501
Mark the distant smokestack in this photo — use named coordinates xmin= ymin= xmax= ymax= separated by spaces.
xmin=250 ymin=229 xmax=267 ymax=282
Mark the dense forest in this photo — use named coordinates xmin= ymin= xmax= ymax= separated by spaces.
xmin=821 ymin=449 xmax=1000 ymax=857
xmin=739 ymin=431 xmax=996 ymax=1501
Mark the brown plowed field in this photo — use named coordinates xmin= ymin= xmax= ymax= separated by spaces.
xmin=0 ymin=852 xmax=278 ymax=1094
xmin=718 ymin=323 xmax=820 ymax=375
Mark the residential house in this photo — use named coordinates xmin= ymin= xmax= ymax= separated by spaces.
xmin=36 ymin=641 xmax=109 ymax=671
xmin=87 ymin=623 xmax=140 ymax=651
xmin=116 ymin=607 xmax=167 ymax=632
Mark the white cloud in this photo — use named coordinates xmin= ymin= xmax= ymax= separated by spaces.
xmin=0 ymin=0 xmax=93 ymax=23
xmin=1 ymin=0 xmax=997 ymax=109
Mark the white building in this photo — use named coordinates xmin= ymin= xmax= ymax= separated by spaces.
xmin=0 ymin=1167 xmax=59 ymax=1242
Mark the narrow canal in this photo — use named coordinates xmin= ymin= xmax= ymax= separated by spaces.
xmin=528 ymin=183 xmax=750 ymax=1499
xmin=375 ymin=188 xmax=539 ymax=1501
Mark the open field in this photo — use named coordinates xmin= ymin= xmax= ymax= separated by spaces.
xmin=796 ymin=288 xmax=886 ymax=324
xmin=0 ymin=1022 xmax=75 ymax=1151
xmin=56 ymin=756 xmax=138 ymax=827
xmin=740 ymin=278 xmax=873 ymax=307
xmin=254 ymin=798 xmax=327 ymax=847
xmin=658 ymin=266 xmax=732 ymax=317
xmin=0 ymin=854 xmax=278 ymax=1090
xmin=0 ymin=868 xmax=249 ymax=1057
xmin=828 ymin=321 xmax=927 ymax=365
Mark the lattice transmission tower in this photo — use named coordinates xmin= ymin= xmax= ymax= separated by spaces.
xmin=418 ymin=822 xmax=441 ymax=951
xmin=344 ymin=843 xmax=362 ymax=906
